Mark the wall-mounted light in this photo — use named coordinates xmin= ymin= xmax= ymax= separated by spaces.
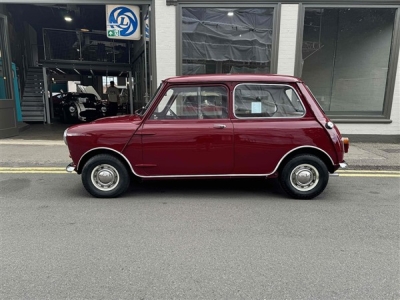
xmin=64 ymin=12 xmax=73 ymax=22
xmin=227 ymin=12 xmax=234 ymax=17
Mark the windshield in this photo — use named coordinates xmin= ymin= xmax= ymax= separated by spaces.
xmin=136 ymin=83 xmax=164 ymax=116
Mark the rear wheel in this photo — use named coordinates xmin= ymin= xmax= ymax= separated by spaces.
xmin=279 ymin=154 xmax=329 ymax=199
xmin=81 ymin=154 xmax=130 ymax=198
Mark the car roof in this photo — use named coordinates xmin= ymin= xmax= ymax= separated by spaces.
xmin=164 ymin=74 xmax=302 ymax=84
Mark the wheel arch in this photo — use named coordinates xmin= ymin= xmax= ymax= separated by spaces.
xmin=77 ymin=147 xmax=135 ymax=175
xmin=276 ymin=146 xmax=335 ymax=174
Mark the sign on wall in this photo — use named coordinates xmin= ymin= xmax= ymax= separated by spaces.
xmin=106 ymin=5 xmax=141 ymax=40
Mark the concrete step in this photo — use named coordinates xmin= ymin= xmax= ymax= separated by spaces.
xmin=22 ymin=110 xmax=44 ymax=116
xmin=24 ymin=88 xmax=43 ymax=93
xmin=21 ymin=106 xmax=44 ymax=111
xmin=23 ymin=93 xmax=44 ymax=97
xmin=21 ymin=101 xmax=44 ymax=105
xmin=22 ymin=116 xmax=45 ymax=122
xmin=22 ymin=97 xmax=43 ymax=102
xmin=21 ymin=102 xmax=44 ymax=106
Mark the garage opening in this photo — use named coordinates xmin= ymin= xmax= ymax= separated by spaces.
xmin=1 ymin=2 xmax=153 ymax=126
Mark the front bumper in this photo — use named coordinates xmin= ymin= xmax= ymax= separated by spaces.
xmin=330 ymin=161 xmax=348 ymax=177
xmin=66 ymin=162 xmax=76 ymax=173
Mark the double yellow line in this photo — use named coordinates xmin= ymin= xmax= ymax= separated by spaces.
xmin=0 ymin=167 xmax=399 ymax=177
xmin=335 ymin=170 xmax=400 ymax=178
xmin=0 ymin=167 xmax=67 ymax=174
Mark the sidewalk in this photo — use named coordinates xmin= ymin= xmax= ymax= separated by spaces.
xmin=0 ymin=123 xmax=399 ymax=170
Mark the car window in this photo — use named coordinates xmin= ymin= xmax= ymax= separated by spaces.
xmin=150 ymin=86 xmax=228 ymax=120
xmin=234 ymin=84 xmax=305 ymax=118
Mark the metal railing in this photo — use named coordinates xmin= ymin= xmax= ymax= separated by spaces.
xmin=43 ymin=28 xmax=131 ymax=64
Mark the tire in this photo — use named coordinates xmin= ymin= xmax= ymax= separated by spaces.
xmin=279 ymin=154 xmax=329 ymax=200
xmin=81 ymin=154 xmax=131 ymax=198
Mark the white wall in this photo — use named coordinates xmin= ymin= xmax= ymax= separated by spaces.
xmin=154 ymin=2 xmax=176 ymax=84
xmin=277 ymin=4 xmax=299 ymax=76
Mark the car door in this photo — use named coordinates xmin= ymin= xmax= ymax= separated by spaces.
xmin=138 ymin=85 xmax=234 ymax=176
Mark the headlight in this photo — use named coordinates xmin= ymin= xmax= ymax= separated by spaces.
xmin=63 ymin=129 xmax=68 ymax=145
xmin=69 ymin=106 xmax=76 ymax=113
xmin=101 ymin=106 xmax=107 ymax=113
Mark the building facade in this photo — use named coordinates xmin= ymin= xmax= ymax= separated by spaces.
xmin=155 ymin=0 xmax=400 ymax=138
xmin=1 ymin=0 xmax=399 ymax=139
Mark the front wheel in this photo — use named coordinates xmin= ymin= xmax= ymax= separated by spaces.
xmin=81 ymin=154 xmax=131 ymax=198
xmin=279 ymin=154 xmax=329 ymax=199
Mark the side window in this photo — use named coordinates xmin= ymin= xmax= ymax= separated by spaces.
xmin=150 ymin=86 xmax=228 ymax=120
xmin=234 ymin=84 xmax=305 ymax=118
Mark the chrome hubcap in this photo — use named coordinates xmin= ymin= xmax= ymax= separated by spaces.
xmin=290 ymin=164 xmax=319 ymax=192
xmin=91 ymin=164 xmax=120 ymax=191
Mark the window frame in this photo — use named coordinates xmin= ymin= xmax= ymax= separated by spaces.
xmin=295 ymin=4 xmax=400 ymax=123
xmin=148 ymin=84 xmax=230 ymax=121
xmin=233 ymin=83 xmax=306 ymax=120
xmin=176 ymin=3 xmax=281 ymax=76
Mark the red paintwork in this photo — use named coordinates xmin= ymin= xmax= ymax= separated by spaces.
xmin=65 ymin=74 xmax=347 ymax=177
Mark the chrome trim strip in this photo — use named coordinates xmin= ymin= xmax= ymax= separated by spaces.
xmin=77 ymin=147 xmax=136 ymax=173
xmin=76 ymin=145 xmax=334 ymax=179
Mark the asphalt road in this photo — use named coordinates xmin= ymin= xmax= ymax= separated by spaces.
xmin=0 ymin=173 xmax=399 ymax=300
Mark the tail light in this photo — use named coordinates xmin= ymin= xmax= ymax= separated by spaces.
xmin=342 ymin=137 xmax=349 ymax=153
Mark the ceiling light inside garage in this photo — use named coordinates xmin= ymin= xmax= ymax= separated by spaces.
xmin=227 ymin=12 xmax=234 ymax=16
xmin=64 ymin=14 xmax=72 ymax=22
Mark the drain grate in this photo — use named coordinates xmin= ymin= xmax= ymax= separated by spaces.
xmin=381 ymin=149 xmax=400 ymax=153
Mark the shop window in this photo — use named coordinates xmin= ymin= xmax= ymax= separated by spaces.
xmin=300 ymin=8 xmax=397 ymax=117
xmin=181 ymin=7 xmax=275 ymax=75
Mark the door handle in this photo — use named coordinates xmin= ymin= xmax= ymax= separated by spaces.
xmin=213 ymin=124 xmax=226 ymax=129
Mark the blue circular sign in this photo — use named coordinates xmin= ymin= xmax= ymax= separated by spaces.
xmin=109 ymin=6 xmax=139 ymax=37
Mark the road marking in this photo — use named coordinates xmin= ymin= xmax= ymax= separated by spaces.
xmin=0 ymin=167 xmax=65 ymax=171
xmin=0 ymin=140 xmax=64 ymax=146
xmin=336 ymin=170 xmax=400 ymax=174
xmin=337 ymin=174 xmax=400 ymax=178
xmin=0 ymin=171 xmax=68 ymax=174
xmin=0 ymin=167 xmax=67 ymax=174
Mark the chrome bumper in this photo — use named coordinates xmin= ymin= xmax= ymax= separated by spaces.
xmin=66 ymin=162 xmax=76 ymax=173
xmin=330 ymin=161 xmax=348 ymax=177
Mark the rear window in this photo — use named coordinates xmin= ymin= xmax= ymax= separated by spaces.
xmin=234 ymin=84 xmax=305 ymax=118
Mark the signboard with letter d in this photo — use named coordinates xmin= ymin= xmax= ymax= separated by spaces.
xmin=106 ymin=5 xmax=141 ymax=40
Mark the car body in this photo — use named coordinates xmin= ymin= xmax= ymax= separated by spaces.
xmin=64 ymin=74 xmax=349 ymax=199
xmin=58 ymin=92 xmax=108 ymax=123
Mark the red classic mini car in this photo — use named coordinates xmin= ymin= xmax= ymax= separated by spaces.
xmin=64 ymin=74 xmax=349 ymax=199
